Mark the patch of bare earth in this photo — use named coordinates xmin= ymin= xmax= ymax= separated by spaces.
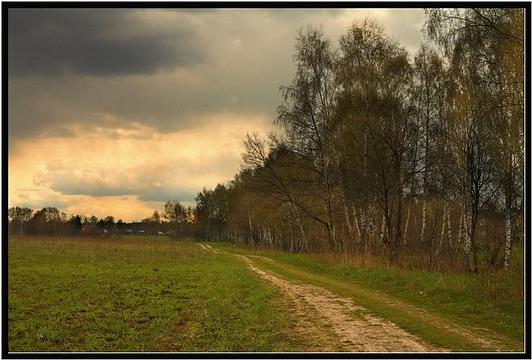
xmin=197 ymin=244 xmax=343 ymax=351
xmin=198 ymin=243 xmax=438 ymax=351
xmin=272 ymin=261 xmax=515 ymax=351
xmin=198 ymin=243 xmax=518 ymax=352
xmin=235 ymin=254 xmax=443 ymax=352
xmin=197 ymin=243 xmax=220 ymax=254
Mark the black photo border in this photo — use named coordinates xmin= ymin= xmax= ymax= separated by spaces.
xmin=1 ymin=1 xmax=530 ymax=359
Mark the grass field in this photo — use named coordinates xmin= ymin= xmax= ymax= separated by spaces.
xmin=8 ymin=236 xmax=311 ymax=352
xmin=8 ymin=236 xmax=525 ymax=352
xmin=213 ymin=242 xmax=525 ymax=351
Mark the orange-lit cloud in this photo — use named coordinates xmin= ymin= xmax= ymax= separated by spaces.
xmin=8 ymin=9 xmax=425 ymax=221
xmin=9 ymin=112 xmax=271 ymax=221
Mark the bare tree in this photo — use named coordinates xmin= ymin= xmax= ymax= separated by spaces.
xmin=335 ymin=21 xmax=415 ymax=262
xmin=276 ymin=27 xmax=340 ymax=250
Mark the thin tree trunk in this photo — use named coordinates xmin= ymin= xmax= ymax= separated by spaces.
xmin=447 ymin=204 xmax=453 ymax=249
xmin=403 ymin=200 xmax=411 ymax=246
xmin=436 ymin=201 xmax=447 ymax=255
xmin=457 ymin=207 xmax=464 ymax=245
xmin=464 ymin=210 xmax=472 ymax=258
xmin=393 ymin=175 xmax=403 ymax=259
xmin=470 ymin=210 xmax=479 ymax=273
xmin=343 ymin=201 xmax=354 ymax=241
xmin=247 ymin=198 xmax=254 ymax=246
xmin=379 ymin=214 xmax=386 ymax=243
xmin=463 ymin=205 xmax=477 ymax=272
xmin=290 ymin=204 xmax=309 ymax=253
xmin=420 ymin=198 xmax=427 ymax=244
xmin=503 ymin=209 xmax=512 ymax=270
xmin=298 ymin=220 xmax=309 ymax=252
xmin=353 ymin=207 xmax=362 ymax=241
xmin=289 ymin=223 xmax=294 ymax=252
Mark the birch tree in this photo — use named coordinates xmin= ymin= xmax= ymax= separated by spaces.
xmin=335 ymin=21 xmax=415 ymax=261
xmin=276 ymin=27 xmax=339 ymax=250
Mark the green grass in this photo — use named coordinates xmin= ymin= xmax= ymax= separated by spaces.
xmin=8 ymin=236 xmax=310 ymax=352
xmin=212 ymin=242 xmax=524 ymax=351
xmin=10 ymin=236 xmax=524 ymax=352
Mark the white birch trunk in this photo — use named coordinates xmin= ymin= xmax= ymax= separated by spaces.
xmin=361 ymin=210 xmax=369 ymax=239
xmin=464 ymin=211 xmax=472 ymax=256
xmin=297 ymin=217 xmax=308 ymax=252
xmin=420 ymin=198 xmax=427 ymax=243
xmin=380 ymin=214 xmax=386 ymax=242
xmin=457 ymin=208 xmax=464 ymax=245
xmin=403 ymin=201 xmax=411 ymax=246
xmin=288 ymin=203 xmax=307 ymax=252
xmin=503 ymin=212 xmax=512 ymax=270
xmin=247 ymin=199 xmax=254 ymax=246
xmin=343 ymin=202 xmax=354 ymax=240
xmin=447 ymin=204 xmax=452 ymax=248
xmin=353 ymin=207 xmax=362 ymax=240
xmin=436 ymin=201 xmax=447 ymax=255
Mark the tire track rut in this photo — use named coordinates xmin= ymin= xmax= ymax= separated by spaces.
xmin=198 ymin=243 xmax=442 ymax=352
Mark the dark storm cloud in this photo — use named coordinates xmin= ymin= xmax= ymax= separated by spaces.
xmin=8 ymin=9 xmax=206 ymax=77
xmin=8 ymin=9 xmax=425 ymax=145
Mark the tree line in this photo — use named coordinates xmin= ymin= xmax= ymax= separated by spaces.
xmin=9 ymin=9 xmax=524 ymax=273
xmin=7 ymin=201 xmax=195 ymax=238
xmin=192 ymin=9 xmax=524 ymax=272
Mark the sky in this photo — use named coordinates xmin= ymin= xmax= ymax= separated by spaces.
xmin=8 ymin=8 xmax=426 ymax=221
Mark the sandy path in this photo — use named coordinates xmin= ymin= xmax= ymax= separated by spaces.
xmin=197 ymin=243 xmax=219 ymax=254
xmin=267 ymin=259 xmax=514 ymax=351
xmin=197 ymin=243 xmax=441 ymax=352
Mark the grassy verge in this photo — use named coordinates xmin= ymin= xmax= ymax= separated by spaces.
xmin=212 ymin=242 xmax=524 ymax=352
xmin=8 ymin=236 xmax=310 ymax=352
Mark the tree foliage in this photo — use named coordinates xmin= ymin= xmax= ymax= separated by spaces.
xmin=193 ymin=10 xmax=524 ymax=272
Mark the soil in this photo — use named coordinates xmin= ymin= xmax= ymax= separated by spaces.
xmin=198 ymin=243 xmax=442 ymax=352
xmin=198 ymin=243 xmax=519 ymax=352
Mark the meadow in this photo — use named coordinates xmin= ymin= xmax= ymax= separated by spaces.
xmin=8 ymin=235 xmax=524 ymax=352
xmin=8 ymin=236 xmax=311 ymax=352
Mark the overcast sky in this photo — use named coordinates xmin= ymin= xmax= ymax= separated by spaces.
xmin=8 ymin=8 xmax=426 ymax=221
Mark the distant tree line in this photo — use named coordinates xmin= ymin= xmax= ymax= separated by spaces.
xmin=8 ymin=201 xmax=195 ymax=239
xmin=191 ymin=9 xmax=524 ymax=272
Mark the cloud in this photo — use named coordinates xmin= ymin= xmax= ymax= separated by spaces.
xmin=8 ymin=9 xmax=427 ymax=220
xmin=8 ymin=9 xmax=207 ymax=77
xmin=365 ymin=9 xmax=426 ymax=55
xmin=32 ymin=159 xmax=216 ymax=202
xmin=12 ymin=191 xmax=69 ymax=210
xmin=9 ymin=112 xmax=271 ymax=220
xmin=62 ymin=195 xmax=166 ymax=221
xmin=8 ymin=9 xmax=426 ymax=144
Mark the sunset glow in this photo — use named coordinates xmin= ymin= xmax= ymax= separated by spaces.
xmin=8 ymin=9 xmax=425 ymax=221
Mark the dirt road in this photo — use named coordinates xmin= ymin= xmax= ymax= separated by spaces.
xmin=198 ymin=243 xmax=441 ymax=352
xmin=197 ymin=242 xmax=521 ymax=352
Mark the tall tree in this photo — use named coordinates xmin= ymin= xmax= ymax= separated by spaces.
xmin=335 ymin=21 xmax=415 ymax=261
xmin=8 ymin=207 xmax=33 ymax=236
xmin=425 ymin=8 xmax=524 ymax=271
xmin=164 ymin=201 xmax=187 ymax=239
xmin=412 ymin=45 xmax=448 ymax=248
xmin=276 ymin=27 xmax=339 ymax=250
